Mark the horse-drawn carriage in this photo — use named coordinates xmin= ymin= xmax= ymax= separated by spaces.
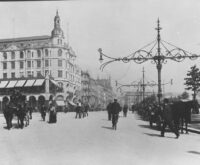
xmin=148 ymin=99 xmax=199 ymax=133
xmin=3 ymin=90 xmax=30 ymax=129
xmin=148 ymin=104 xmax=162 ymax=129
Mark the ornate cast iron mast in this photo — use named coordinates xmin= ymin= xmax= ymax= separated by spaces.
xmin=98 ymin=19 xmax=200 ymax=106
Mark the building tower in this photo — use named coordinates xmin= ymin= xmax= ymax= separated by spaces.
xmin=51 ymin=10 xmax=64 ymax=44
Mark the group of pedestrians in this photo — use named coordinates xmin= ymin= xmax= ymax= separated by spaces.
xmin=106 ymin=97 xmax=180 ymax=138
xmin=75 ymin=100 xmax=89 ymax=119
xmin=39 ymin=101 xmax=57 ymax=124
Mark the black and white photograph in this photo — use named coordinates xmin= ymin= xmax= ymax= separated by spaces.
xmin=0 ymin=0 xmax=200 ymax=165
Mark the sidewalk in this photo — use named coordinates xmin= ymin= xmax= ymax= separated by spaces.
xmin=187 ymin=114 xmax=200 ymax=134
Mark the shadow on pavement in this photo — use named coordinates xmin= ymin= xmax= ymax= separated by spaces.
xmin=138 ymin=124 xmax=160 ymax=131
xmin=102 ymin=119 xmax=109 ymax=121
xmin=3 ymin=126 xmax=8 ymax=130
xmin=12 ymin=123 xmax=21 ymax=129
xmin=188 ymin=151 xmax=200 ymax=155
xmin=3 ymin=123 xmax=21 ymax=130
xmin=143 ymin=133 xmax=161 ymax=137
xmin=144 ymin=133 xmax=176 ymax=139
xmin=101 ymin=126 xmax=113 ymax=130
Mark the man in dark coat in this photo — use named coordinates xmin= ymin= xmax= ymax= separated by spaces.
xmin=84 ymin=103 xmax=90 ymax=117
xmin=49 ymin=103 xmax=57 ymax=123
xmin=110 ymin=99 xmax=121 ymax=129
xmin=40 ymin=104 xmax=47 ymax=121
xmin=106 ymin=101 xmax=112 ymax=120
xmin=161 ymin=98 xmax=179 ymax=138
xmin=75 ymin=102 xmax=82 ymax=119
xmin=123 ymin=104 xmax=128 ymax=117
xmin=131 ymin=104 xmax=135 ymax=113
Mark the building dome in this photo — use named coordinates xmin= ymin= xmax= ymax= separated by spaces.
xmin=51 ymin=27 xmax=64 ymax=38
xmin=51 ymin=10 xmax=64 ymax=38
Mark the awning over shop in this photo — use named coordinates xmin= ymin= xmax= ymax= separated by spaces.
xmin=15 ymin=80 xmax=26 ymax=87
xmin=56 ymin=100 xmax=65 ymax=106
xmin=6 ymin=81 xmax=17 ymax=88
xmin=0 ymin=81 xmax=8 ymax=88
xmin=33 ymin=79 xmax=45 ymax=86
xmin=24 ymin=80 xmax=36 ymax=87
xmin=50 ymin=79 xmax=58 ymax=86
xmin=68 ymin=100 xmax=77 ymax=106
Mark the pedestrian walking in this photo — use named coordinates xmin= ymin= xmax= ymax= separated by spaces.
xmin=131 ymin=104 xmax=135 ymax=113
xmin=110 ymin=99 xmax=121 ymax=130
xmin=123 ymin=104 xmax=128 ymax=117
xmin=75 ymin=101 xmax=82 ymax=119
xmin=49 ymin=102 xmax=57 ymax=123
xmin=161 ymin=98 xmax=179 ymax=138
xmin=84 ymin=103 xmax=90 ymax=117
xmin=106 ymin=101 xmax=112 ymax=120
xmin=40 ymin=104 xmax=47 ymax=121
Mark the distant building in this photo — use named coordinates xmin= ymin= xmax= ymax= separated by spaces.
xmin=120 ymin=90 xmax=154 ymax=107
xmin=80 ymin=72 xmax=115 ymax=110
xmin=0 ymin=11 xmax=81 ymax=110
xmin=96 ymin=76 xmax=115 ymax=109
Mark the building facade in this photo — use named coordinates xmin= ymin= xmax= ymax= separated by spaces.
xmin=80 ymin=72 xmax=115 ymax=110
xmin=0 ymin=11 xmax=81 ymax=107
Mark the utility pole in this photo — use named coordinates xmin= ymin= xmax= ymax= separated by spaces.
xmin=142 ymin=67 xmax=145 ymax=104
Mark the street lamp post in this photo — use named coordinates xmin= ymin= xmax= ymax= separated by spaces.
xmin=98 ymin=19 xmax=200 ymax=106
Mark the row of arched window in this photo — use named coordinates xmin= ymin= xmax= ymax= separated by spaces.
xmin=2 ymin=48 xmax=65 ymax=60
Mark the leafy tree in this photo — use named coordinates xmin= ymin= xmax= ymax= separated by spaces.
xmin=184 ymin=65 xmax=200 ymax=101
xmin=178 ymin=91 xmax=189 ymax=100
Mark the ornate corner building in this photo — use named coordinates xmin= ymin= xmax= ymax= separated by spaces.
xmin=0 ymin=11 xmax=81 ymax=110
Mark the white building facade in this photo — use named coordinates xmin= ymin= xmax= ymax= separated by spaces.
xmin=0 ymin=11 xmax=81 ymax=104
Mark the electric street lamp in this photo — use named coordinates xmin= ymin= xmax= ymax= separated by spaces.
xmin=98 ymin=19 xmax=200 ymax=106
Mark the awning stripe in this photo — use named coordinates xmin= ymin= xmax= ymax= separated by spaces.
xmin=6 ymin=81 xmax=17 ymax=88
xmin=68 ymin=101 xmax=77 ymax=106
xmin=33 ymin=79 xmax=45 ymax=86
xmin=50 ymin=79 xmax=58 ymax=86
xmin=24 ymin=80 xmax=36 ymax=87
xmin=0 ymin=81 xmax=8 ymax=88
xmin=15 ymin=80 xmax=26 ymax=87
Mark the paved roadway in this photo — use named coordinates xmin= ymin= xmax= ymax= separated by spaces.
xmin=0 ymin=111 xmax=200 ymax=165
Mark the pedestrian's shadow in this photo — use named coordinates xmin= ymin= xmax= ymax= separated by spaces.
xmin=143 ymin=133 xmax=161 ymax=137
xmin=3 ymin=123 xmax=21 ymax=130
xmin=102 ymin=119 xmax=109 ymax=121
xmin=188 ymin=151 xmax=200 ymax=155
xmin=138 ymin=124 xmax=160 ymax=131
xmin=39 ymin=120 xmax=45 ymax=122
xmin=101 ymin=126 xmax=113 ymax=130
xmin=144 ymin=133 xmax=175 ymax=139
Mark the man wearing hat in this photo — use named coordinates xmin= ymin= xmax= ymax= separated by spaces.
xmin=110 ymin=99 xmax=121 ymax=130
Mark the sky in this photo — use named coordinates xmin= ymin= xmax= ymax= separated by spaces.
xmin=0 ymin=0 xmax=200 ymax=95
